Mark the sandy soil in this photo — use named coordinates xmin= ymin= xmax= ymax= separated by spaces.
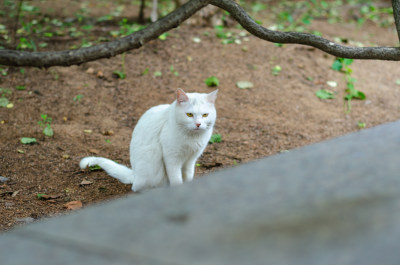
xmin=1 ymin=0 xmax=400 ymax=231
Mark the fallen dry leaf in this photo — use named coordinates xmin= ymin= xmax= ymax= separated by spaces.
xmin=96 ymin=71 xmax=104 ymax=78
xmin=88 ymin=148 xmax=100 ymax=154
xmin=64 ymin=200 xmax=83 ymax=210
xmin=80 ymin=180 xmax=93 ymax=186
xmin=86 ymin=67 xmax=95 ymax=74
xmin=102 ymin=130 xmax=114 ymax=136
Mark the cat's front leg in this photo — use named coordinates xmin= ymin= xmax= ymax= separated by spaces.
xmin=183 ymin=157 xmax=197 ymax=182
xmin=164 ymin=157 xmax=184 ymax=187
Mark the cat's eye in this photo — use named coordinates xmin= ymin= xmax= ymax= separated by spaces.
xmin=186 ymin=113 xmax=193 ymax=117
xmin=202 ymin=113 xmax=208 ymax=117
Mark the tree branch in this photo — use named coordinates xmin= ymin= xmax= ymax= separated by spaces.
xmin=392 ymin=0 xmax=400 ymax=42
xmin=0 ymin=0 xmax=212 ymax=68
xmin=211 ymin=0 xmax=400 ymax=60
xmin=0 ymin=0 xmax=399 ymax=68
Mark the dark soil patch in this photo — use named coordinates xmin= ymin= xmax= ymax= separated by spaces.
xmin=1 ymin=1 xmax=400 ymax=231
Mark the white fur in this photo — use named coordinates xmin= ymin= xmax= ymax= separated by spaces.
xmin=80 ymin=89 xmax=218 ymax=192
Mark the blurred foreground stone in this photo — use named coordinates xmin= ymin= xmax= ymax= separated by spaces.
xmin=1 ymin=120 xmax=400 ymax=265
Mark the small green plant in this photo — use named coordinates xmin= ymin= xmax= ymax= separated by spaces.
xmin=251 ymin=2 xmax=267 ymax=13
xmin=357 ymin=121 xmax=366 ymax=129
xmin=315 ymin=89 xmax=335 ymax=100
xmin=331 ymin=57 xmax=353 ymax=72
xmin=73 ymin=94 xmax=84 ymax=102
xmin=205 ymin=76 xmax=220 ymax=87
xmin=158 ymin=32 xmax=169 ymax=40
xmin=331 ymin=58 xmax=365 ymax=113
xmin=17 ymin=37 xmax=36 ymax=51
xmin=272 ymin=65 xmax=282 ymax=76
xmin=36 ymin=193 xmax=47 ymax=199
xmin=209 ymin=133 xmax=222 ymax=144
xmin=113 ymin=53 xmax=126 ymax=79
xmin=214 ymin=25 xmax=247 ymax=45
xmin=0 ymin=88 xmax=12 ymax=108
xmin=110 ymin=18 xmax=145 ymax=38
xmin=38 ymin=114 xmax=54 ymax=137
xmin=153 ymin=71 xmax=162 ymax=77
xmin=0 ymin=68 xmax=8 ymax=76
xmin=21 ymin=137 xmax=37 ymax=144
xmin=89 ymin=165 xmax=102 ymax=171
xmin=142 ymin=68 xmax=149 ymax=75
xmin=170 ymin=65 xmax=179 ymax=76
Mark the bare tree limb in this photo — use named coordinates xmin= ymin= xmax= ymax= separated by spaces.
xmin=211 ymin=0 xmax=400 ymax=60
xmin=0 ymin=0 xmax=399 ymax=68
xmin=0 ymin=0 xmax=212 ymax=68
xmin=392 ymin=0 xmax=400 ymax=42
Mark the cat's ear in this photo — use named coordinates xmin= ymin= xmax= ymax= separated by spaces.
xmin=176 ymin=88 xmax=189 ymax=105
xmin=207 ymin=89 xmax=218 ymax=104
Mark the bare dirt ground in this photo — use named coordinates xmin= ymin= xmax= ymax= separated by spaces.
xmin=1 ymin=1 xmax=400 ymax=231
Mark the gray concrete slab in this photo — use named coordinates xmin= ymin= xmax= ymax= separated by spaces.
xmin=1 ymin=120 xmax=400 ymax=265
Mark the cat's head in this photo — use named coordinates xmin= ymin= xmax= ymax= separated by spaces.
xmin=174 ymin=88 xmax=218 ymax=132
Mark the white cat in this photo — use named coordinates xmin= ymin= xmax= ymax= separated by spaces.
xmin=80 ymin=88 xmax=218 ymax=192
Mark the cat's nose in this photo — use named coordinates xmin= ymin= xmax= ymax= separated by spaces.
xmin=196 ymin=123 xmax=201 ymax=128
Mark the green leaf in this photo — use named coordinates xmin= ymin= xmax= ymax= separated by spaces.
xmin=272 ymin=65 xmax=282 ymax=75
xmin=251 ymin=2 xmax=267 ymax=13
xmin=21 ymin=137 xmax=37 ymax=144
xmin=16 ymin=85 xmax=26 ymax=90
xmin=73 ymin=94 xmax=83 ymax=102
xmin=209 ymin=133 xmax=222 ymax=144
xmin=142 ymin=68 xmax=149 ymax=75
xmin=153 ymin=71 xmax=162 ymax=77
xmin=354 ymin=90 xmax=366 ymax=100
xmin=316 ymin=89 xmax=335 ymax=99
xmin=0 ymin=97 xmax=9 ymax=107
xmin=89 ymin=165 xmax=102 ymax=171
xmin=158 ymin=33 xmax=168 ymax=40
xmin=345 ymin=89 xmax=366 ymax=100
xmin=204 ymin=76 xmax=220 ymax=87
xmin=113 ymin=70 xmax=126 ymax=79
xmin=221 ymin=39 xmax=234 ymax=44
xmin=43 ymin=125 xmax=54 ymax=137
xmin=343 ymin=58 xmax=354 ymax=66
xmin=358 ymin=122 xmax=366 ymax=129
xmin=37 ymin=193 xmax=46 ymax=199
xmin=331 ymin=59 xmax=343 ymax=71
xmin=302 ymin=16 xmax=312 ymax=25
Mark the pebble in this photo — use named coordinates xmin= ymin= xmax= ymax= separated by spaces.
xmin=0 ymin=176 xmax=9 ymax=183
xmin=15 ymin=217 xmax=35 ymax=224
xmin=4 ymin=202 xmax=15 ymax=208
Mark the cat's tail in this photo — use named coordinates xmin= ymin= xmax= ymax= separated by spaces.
xmin=79 ymin=157 xmax=133 ymax=184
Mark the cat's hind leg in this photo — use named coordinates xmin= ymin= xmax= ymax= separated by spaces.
xmin=130 ymin=151 xmax=167 ymax=191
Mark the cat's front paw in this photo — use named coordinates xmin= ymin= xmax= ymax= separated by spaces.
xmin=79 ymin=157 xmax=97 ymax=169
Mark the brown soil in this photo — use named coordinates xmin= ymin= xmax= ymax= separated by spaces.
xmin=1 ymin=1 xmax=400 ymax=231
